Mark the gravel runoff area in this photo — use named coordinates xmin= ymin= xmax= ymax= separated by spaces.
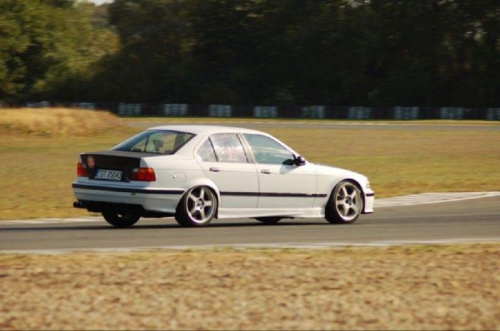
xmin=1 ymin=244 xmax=499 ymax=330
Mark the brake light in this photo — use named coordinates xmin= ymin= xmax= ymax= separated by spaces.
xmin=77 ymin=162 xmax=88 ymax=177
xmin=131 ymin=168 xmax=156 ymax=182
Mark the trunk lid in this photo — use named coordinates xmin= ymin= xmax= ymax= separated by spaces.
xmin=80 ymin=151 xmax=158 ymax=182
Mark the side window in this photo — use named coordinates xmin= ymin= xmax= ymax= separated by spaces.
xmin=197 ymin=139 xmax=218 ymax=162
xmin=210 ymin=133 xmax=249 ymax=163
xmin=244 ymin=134 xmax=294 ymax=165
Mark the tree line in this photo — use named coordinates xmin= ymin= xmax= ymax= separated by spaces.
xmin=1 ymin=0 xmax=499 ymax=107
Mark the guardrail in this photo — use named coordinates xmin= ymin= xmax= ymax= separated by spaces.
xmin=16 ymin=102 xmax=500 ymax=121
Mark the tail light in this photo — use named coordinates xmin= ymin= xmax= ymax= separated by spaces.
xmin=77 ymin=162 xmax=88 ymax=177
xmin=131 ymin=168 xmax=156 ymax=182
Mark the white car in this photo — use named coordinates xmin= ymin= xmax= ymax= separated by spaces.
xmin=73 ymin=125 xmax=374 ymax=227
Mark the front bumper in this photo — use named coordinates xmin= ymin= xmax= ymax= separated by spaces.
xmin=363 ymin=189 xmax=375 ymax=214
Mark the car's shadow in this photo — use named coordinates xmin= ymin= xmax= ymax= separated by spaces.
xmin=0 ymin=220 xmax=340 ymax=232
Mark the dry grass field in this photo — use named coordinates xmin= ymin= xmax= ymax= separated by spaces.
xmin=1 ymin=108 xmax=499 ymax=219
xmin=0 ymin=107 xmax=120 ymax=137
xmin=1 ymin=244 xmax=499 ymax=330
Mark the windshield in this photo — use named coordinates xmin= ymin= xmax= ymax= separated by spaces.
xmin=113 ymin=130 xmax=195 ymax=154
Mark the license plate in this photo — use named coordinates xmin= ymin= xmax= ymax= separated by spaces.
xmin=94 ymin=169 xmax=122 ymax=181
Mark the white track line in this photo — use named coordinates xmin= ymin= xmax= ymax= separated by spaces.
xmin=375 ymin=191 xmax=500 ymax=208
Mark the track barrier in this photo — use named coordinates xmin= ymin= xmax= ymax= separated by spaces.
xmin=18 ymin=102 xmax=500 ymax=121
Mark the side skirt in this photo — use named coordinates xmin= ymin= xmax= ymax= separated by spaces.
xmin=216 ymin=207 xmax=325 ymax=219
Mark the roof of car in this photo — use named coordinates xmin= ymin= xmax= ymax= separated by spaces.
xmin=148 ymin=125 xmax=266 ymax=135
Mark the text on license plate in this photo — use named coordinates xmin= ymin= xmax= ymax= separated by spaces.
xmin=95 ymin=169 xmax=122 ymax=181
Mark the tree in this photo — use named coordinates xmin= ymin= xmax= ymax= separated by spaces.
xmin=0 ymin=0 xmax=118 ymax=103
xmin=0 ymin=0 xmax=32 ymax=101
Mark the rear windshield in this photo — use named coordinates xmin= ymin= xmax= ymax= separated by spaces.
xmin=112 ymin=130 xmax=195 ymax=155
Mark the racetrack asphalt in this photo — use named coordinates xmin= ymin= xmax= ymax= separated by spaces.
xmin=1 ymin=194 xmax=499 ymax=254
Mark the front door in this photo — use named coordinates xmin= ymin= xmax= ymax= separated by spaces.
xmin=242 ymin=133 xmax=317 ymax=209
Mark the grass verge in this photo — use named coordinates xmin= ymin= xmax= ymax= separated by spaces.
xmin=0 ymin=244 xmax=499 ymax=330
xmin=1 ymin=111 xmax=499 ymax=219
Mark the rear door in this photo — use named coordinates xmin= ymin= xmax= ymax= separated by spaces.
xmin=196 ymin=134 xmax=259 ymax=209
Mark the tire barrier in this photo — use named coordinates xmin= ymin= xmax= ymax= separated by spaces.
xmin=209 ymin=104 xmax=232 ymax=117
xmin=487 ymin=108 xmax=500 ymax=121
xmin=440 ymin=107 xmax=464 ymax=120
xmin=72 ymin=102 xmax=96 ymax=110
xmin=25 ymin=101 xmax=50 ymax=108
xmin=302 ymin=106 xmax=325 ymax=119
xmin=394 ymin=107 xmax=419 ymax=120
xmin=348 ymin=107 xmax=372 ymax=119
xmin=21 ymin=102 xmax=500 ymax=121
xmin=117 ymin=103 xmax=142 ymax=116
xmin=254 ymin=106 xmax=278 ymax=118
xmin=163 ymin=104 xmax=188 ymax=116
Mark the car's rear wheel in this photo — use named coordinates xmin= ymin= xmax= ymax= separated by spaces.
xmin=175 ymin=186 xmax=218 ymax=227
xmin=255 ymin=217 xmax=282 ymax=225
xmin=325 ymin=180 xmax=363 ymax=224
xmin=102 ymin=211 xmax=140 ymax=228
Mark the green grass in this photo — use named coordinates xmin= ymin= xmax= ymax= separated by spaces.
xmin=1 ymin=114 xmax=499 ymax=220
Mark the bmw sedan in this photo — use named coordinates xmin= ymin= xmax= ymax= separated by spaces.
xmin=72 ymin=125 xmax=374 ymax=227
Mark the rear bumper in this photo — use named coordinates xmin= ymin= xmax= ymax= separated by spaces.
xmin=74 ymin=200 xmax=145 ymax=213
xmin=72 ymin=182 xmax=185 ymax=215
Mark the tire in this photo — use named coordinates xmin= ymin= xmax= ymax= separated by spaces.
xmin=175 ymin=186 xmax=218 ymax=227
xmin=102 ymin=211 xmax=140 ymax=228
xmin=325 ymin=180 xmax=363 ymax=224
xmin=255 ymin=217 xmax=282 ymax=225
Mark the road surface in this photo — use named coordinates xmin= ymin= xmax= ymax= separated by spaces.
xmin=1 ymin=194 xmax=499 ymax=253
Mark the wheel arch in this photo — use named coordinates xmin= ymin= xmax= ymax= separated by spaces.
xmin=177 ymin=178 xmax=221 ymax=218
xmin=324 ymin=178 xmax=365 ymax=224
xmin=327 ymin=178 xmax=366 ymax=211
xmin=344 ymin=178 xmax=366 ymax=212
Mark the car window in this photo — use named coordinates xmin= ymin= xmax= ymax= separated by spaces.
xmin=113 ymin=130 xmax=194 ymax=154
xmin=244 ymin=134 xmax=295 ymax=165
xmin=209 ymin=133 xmax=249 ymax=163
xmin=197 ymin=139 xmax=218 ymax=162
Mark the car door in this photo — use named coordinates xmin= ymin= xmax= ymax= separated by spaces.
xmin=242 ymin=133 xmax=317 ymax=209
xmin=196 ymin=133 xmax=259 ymax=209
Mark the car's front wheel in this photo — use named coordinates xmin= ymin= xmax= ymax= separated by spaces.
xmin=325 ymin=180 xmax=363 ymax=224
xmin=175 ymin=186 xmax=218 ymax=227
xmin=102 ymin=211 xmax=140 ymax=228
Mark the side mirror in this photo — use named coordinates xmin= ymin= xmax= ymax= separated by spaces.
xmin=295 ymin=155 xmax=306 ymax=166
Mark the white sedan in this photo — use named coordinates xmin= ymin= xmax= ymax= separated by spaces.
xmin=73 ymin=125 xmax=374 ymax=227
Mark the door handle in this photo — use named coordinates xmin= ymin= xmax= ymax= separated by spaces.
xmin=209 ymin=167 xmax=221 ymax=172
xmin=261 ymin=169 xmax=272 ymax=174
